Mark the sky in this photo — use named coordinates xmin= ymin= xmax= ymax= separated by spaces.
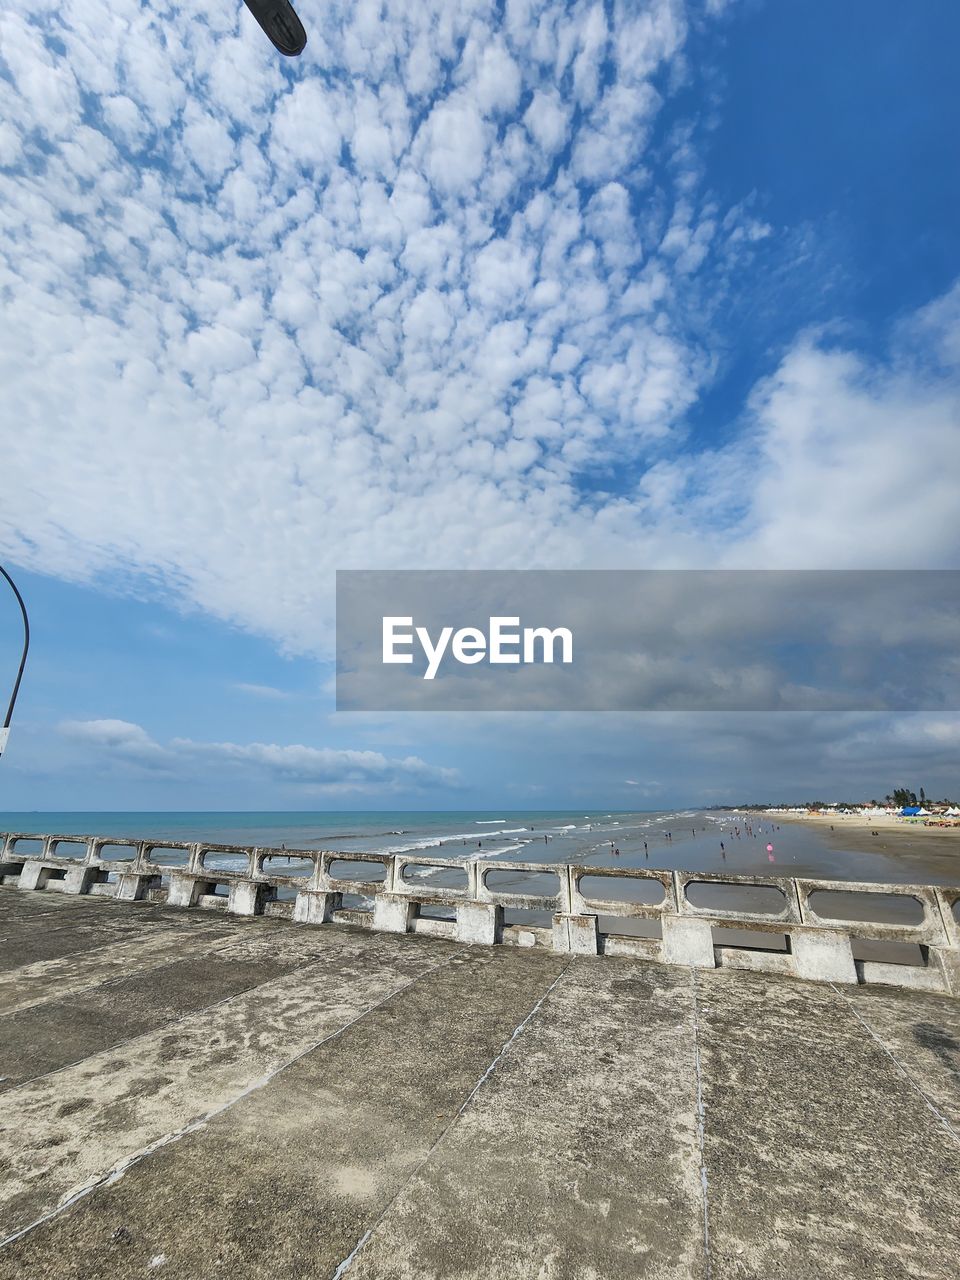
xmin=0 ymin=0 xmax=959 ymax=810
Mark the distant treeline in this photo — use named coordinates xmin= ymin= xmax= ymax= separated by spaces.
xmin=709 ymin=788 xmax=958 ymax=811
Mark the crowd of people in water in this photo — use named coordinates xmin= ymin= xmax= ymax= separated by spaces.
xmin=432 ymin=817 xmax=786 ymax=864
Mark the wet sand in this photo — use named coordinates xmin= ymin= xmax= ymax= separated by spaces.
xmin=776 ymin=813 xmax=960 ymax=883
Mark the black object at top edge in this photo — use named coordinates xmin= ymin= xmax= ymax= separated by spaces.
xmin=242 ymin=0 xmax=307 ymax=56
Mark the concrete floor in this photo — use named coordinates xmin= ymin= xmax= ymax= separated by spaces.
xmin=0 ymin=890 xmax=959 ymax=1279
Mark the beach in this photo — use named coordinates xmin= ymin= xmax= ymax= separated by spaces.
xmin=775 ymin=812 xmax=960 ymax=881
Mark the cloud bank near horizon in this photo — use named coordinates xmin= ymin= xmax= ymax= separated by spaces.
xmin=51 ymin=710 xmax=960 ymax=805
xmin=59 ymin=717 xmax=459 ymax=793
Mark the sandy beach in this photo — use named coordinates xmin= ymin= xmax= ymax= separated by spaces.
xmin=775 ymin=812 xmax=960 ymax=881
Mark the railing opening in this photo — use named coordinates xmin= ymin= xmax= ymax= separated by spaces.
xmin=807 ymin=890 xmax=924 ymax=926
xmin=7 ymin=838 xmax=43 ymax=856
xmin=96 ymin=844 xmax=138 ymax=863
xmin=264 ymin=882 xmax=299 ymax=902
xmin=0 ymin=862 xmax=23 ymax=881
xmin=503 ymin=906 xmax=552 ymax=927
xmin=259 ymin=855 xmax=314 ymax=878
xmin=852 ymin=938 xmax=927 ymax=967
xmin=401 ymin=862 xmax=468 ymax=892
xmin=328 ymin=860 xmax=387 ymax=884
xmin=197 ymin=880 xmax=230 ymax=898
xmin=686 ymin=882 xmax=788 ymax=916
xmin=49 ymin=840 xmax=87 ymax=860
xmin=416 ymin=903 xmax=457 ymax=923
xmin=484 ymin=869 xmax=560 ymax=899
xmin=578 ymin=875 xmax=665 ymax=907
xmin=338 ymin=891 xmax=374 ymax=912
xmin=144 ymin=846 xmax=190 ymax=868
xmin=712 ymin=927 xmax=790 ymax=952
xmin=201 ymin=851 xmax=251 ymax=874
xmin=598 ymin=915 xmax=661 ymax=940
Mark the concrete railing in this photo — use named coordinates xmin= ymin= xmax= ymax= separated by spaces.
xmin=2 ymin=831 xmax=959 ymax=996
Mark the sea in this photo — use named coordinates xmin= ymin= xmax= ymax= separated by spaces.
xmin=0 ymin=808 xmax=946 ymax=886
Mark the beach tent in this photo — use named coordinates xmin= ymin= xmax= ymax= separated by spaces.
xmin=917 ymin=807 xmax=931 ymax=815
xmin=900 ymin=806 xmax=921 ymax=816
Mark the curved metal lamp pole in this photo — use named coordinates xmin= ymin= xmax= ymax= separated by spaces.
xmin=0 ymin=564 xmax=29 ymax=759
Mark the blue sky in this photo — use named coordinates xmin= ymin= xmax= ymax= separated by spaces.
xmin=1 ymin=0 xmax=958 ymax=809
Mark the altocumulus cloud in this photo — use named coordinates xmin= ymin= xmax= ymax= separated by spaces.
xmin=0 ymin=0 xmax=958 ymax=669
xmin=59 ymin=720 xmax=458 ymax=792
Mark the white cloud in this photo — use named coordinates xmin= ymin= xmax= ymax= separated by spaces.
xmin=523 ymin=89 xmax=569 ymax=154
xmin=468 ymin=38 xmax=522 ymax=116
xmin=417 ymin=96 xmax=488 ymax=194
xmin=270 ymin=79 xmax=342 ymax=175
xmin=174 ymin=738 xmax=459 ymax=792
xmin=232 ymin=682 xmax=295 ymax=700
xmin=727 ymin=331 xmax=960 ymax=567
xmin=58 ymin=719 xmax=176 ymax=769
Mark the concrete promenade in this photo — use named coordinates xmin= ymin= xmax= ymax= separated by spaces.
xmin=1 ymin=889 xmax=959 ymax=1278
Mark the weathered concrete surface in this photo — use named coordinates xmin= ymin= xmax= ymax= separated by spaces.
xmin=344 ymin=960 xmax=706 ymax=1280
xmin=1 ymin=889 xmax=959 ymax=1279
xmin=695 ymin=970 xmax=960 ymax=1279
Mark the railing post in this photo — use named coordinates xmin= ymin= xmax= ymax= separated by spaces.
xmin=791 ymin=928 xmax=858 ymax=984
xmin=228 ymin=879 xmax=266 ymax=917
xmin=551 ymin=911 xmax=599 ymax=955
xmin=932 ymin=888 xmax=960 ymax=996
xmin=551 ymin=864 xmax=600 ymax=954
xmin=456 ymin=863 xmax=500 ymax=944
xmin=372 ymin=890 xmax=415 ymax=934
xmin=455 ymin=900 xmax=502 ymax=945
xmin=660 ymin=872 xmax=715 ymax=968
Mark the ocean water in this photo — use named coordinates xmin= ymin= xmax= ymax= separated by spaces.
xmin=0 ymin=808 xmax=947 ymax=885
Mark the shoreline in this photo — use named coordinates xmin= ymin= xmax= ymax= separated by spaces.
xmin=775 ymin=812 xmax=960 ymax=880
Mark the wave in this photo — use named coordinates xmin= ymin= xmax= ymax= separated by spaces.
xmin=475 ymin=841 xmax=526 ymax=859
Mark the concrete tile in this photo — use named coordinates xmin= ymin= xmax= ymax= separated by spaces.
xmin=344 ymin=956 xmax=705 ymax=1280
xmin=695 ymin=967 xmax=960 ymax=1279
xmin=0 ymin=945 xmax=566 ymax=1280
xmin=0 ymin=924 xmax=458 ymax=1241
